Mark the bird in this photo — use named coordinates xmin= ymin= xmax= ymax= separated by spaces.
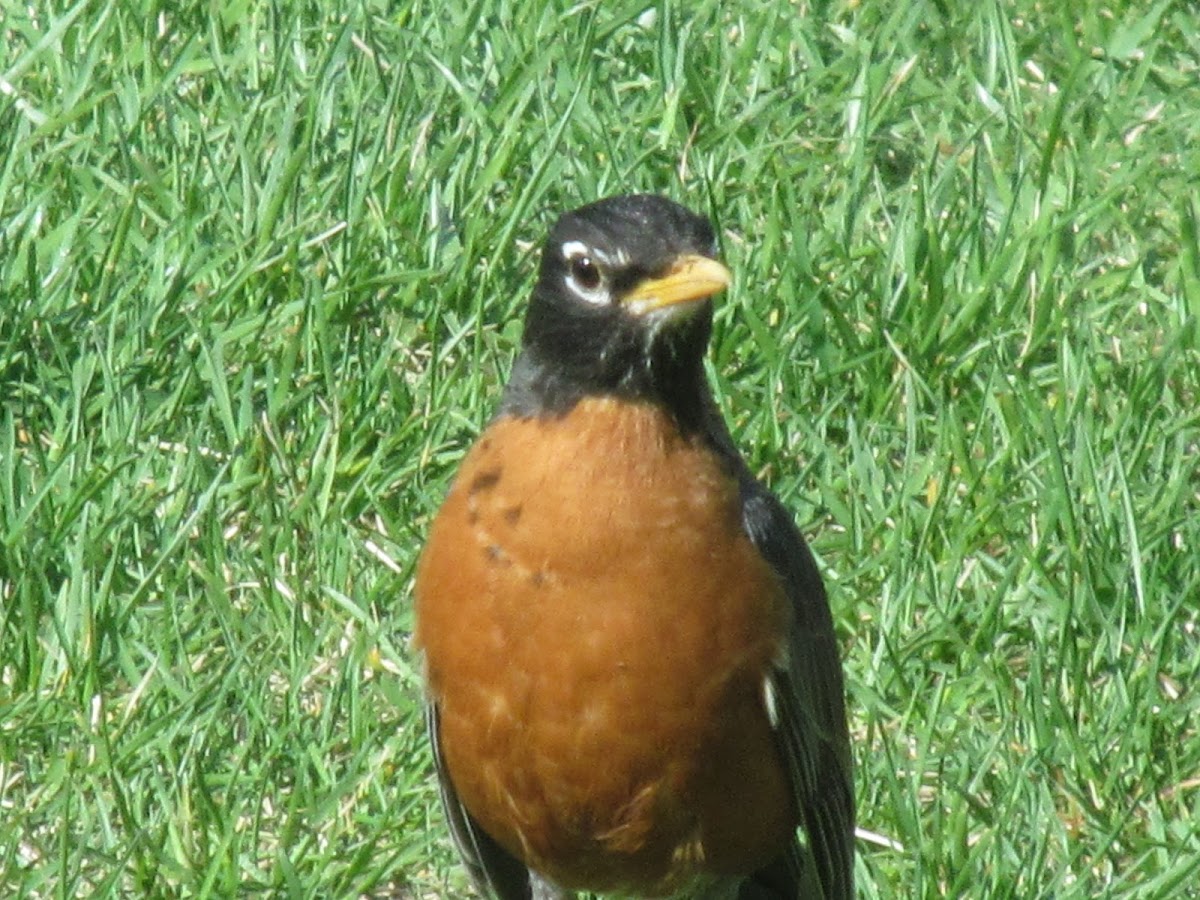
xmin=413 ymin=194 xmax=854 ymax=899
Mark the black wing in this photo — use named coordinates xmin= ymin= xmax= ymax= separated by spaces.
xmin=740 ymin=484 xmax=856 ymax=900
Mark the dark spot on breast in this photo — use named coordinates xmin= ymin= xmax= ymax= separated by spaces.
xmin=469 ymin=468 xmax=502 ymax=495
xmin=530 ymin=571 xmax=545 ymax=587
xmin=503 ymin=504 xmax=523 ymax=525
xmin=485 ymin=544 xmax=510 ymax=567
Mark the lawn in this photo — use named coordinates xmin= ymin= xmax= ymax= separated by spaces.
xmin=2 ymin=1 xmax=1198 ymax=897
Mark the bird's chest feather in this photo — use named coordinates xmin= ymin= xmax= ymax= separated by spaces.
xmin=415 ymin=397 xmax=794 ymax=892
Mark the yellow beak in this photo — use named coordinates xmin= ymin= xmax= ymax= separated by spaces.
xmin=621 ymin=254 xmax=732 ymax=316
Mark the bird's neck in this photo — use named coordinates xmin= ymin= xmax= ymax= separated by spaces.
xmin=498 ymin=349 xmax=714 ymax=439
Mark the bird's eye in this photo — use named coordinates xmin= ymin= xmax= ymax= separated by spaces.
xmin=569 ymin=255 xmax=602 ymax=291
xmin=559 ymin=241 xmax=611 ymax=304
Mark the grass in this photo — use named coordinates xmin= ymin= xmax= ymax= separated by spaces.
xmin=2 ymin=0 xmax=1198 ymax=897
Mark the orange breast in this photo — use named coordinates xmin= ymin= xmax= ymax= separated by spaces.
xmin=414 ymin=398 xmax=795 ymax=894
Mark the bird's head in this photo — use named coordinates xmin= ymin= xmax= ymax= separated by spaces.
xmin=504 ymin=194 xmax=731 ymax=419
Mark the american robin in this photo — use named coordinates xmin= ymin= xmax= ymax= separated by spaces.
xmin=414 ymin=194 xmax=854 ymax=899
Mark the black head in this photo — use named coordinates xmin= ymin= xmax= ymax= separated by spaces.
xmin=500 ymin=194 xmax=730 ymax=424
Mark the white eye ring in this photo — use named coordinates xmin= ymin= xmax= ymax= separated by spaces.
xmin=561 ymin=240 xmax=609 ymax=305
